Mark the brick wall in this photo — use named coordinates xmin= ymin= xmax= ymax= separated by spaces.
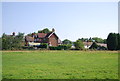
xmin=49 ymin=34 xmax=58 ymax=46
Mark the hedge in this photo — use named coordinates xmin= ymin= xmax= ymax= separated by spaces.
xmin=38 ymin=43 xmax=48 ymax=48
xmin=49 ymin=44 xmax=72 ymax=50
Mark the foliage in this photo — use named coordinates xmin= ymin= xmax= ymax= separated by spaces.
xmin=49 ymin=44 xmax=72 ymax=50
xmin=107 ymin=33 xmax=119 ymax=50
xmin=62 ymin=39 xmax=72 ymax=50
xmin=89 ymin=42 xmax=107 ymax=50
xmin=74 ymin=40 xmax=84 ymax=50
xmin=0 ymin=38 xmax=2 ymax=50
xmin=103 ymin=39 xmax=107 ymax=44
xmin=88 ymin=37 xmax=93 ymax=42
xmin=62 ymin=39 xmax=72 ymax=45
xmin=59 ymin=44 xmax=72 ymax=50
xmin=78 ymin=38 xmax=88 ymax=42
xmin=79 ymin=37 xmax=106 ymax=43
xmin=89 ymin=42 xmax=98 ymax=49
xmin=49 ymin=46 xmax=61 ymax=50
xmin=98 ymin=46 xmax=107 ymax=50
xmin=92 ymin=37 xmax=106 ymax=43
xmin=38 ymin=43 xmax=48 ymax=49
xmin=22 ymin=46 xmax=34 ymax=50
xmin=27 ymin=33 xmax=32 ymax=36
xmin=2 ymin=51 xmax=118 ymax=79
xmin=117 ymin=33 xmax=120 ymax=50
xmin=2 ymin=32 xmax=24 ymax=50
xmin=38 ymin=28 xmax=51 ymax=33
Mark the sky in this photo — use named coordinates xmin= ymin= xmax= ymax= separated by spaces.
xmin=2 ymin=2 xmax=118 ymax=41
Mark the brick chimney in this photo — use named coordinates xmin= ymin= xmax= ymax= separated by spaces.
xmin=12 ymin=32 xmax=15 ymax=36
xmin=52 ymin=28 xmax=55 ymax=32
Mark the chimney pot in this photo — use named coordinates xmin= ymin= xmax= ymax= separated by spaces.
xmin=12 ymin=32 xmax=15 ymax=36
xmin=52 ymin=28 xmax=55 ymax=32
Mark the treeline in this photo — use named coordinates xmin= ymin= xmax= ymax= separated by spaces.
xmin=107 ymin=33 xmax=120 ymax=50
xmin=1 ymin=33 xmax=24 ymax=50
xmin=78 ymin=37 xmax=106 ymax=43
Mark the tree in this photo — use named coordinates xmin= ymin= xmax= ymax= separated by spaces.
xmin=62 ymin=39 xmax=72 ymax=45
xmin=74 ymin=40 xmax=84 ymax=50
xmin=92 ymin=37 xmax=105 ymax=43
xmin=0 ymin=37 xmax=2 ymax=50
xmin=27 ymin=33 xmax=32 ymax=36
xmin=117 ymin=33 xmax=120 ymax=50
xmin=62 ymin=39 xmax=72 ymax=49
xmin=2 ymin=33 xmax=24 ymax=50
xmin=107 ymin=33 xmax=118 ymax=50
xmin=78 ymin=38 xmax=88 ymax=42
xmin=89 ymin=42 xmax=98 ymax=49
xmin=38 ymin=28 xmax=51 ymax=33
xmin=103 ymin=39 xmax=107 ymax=44
xmin=88 ymin=37 xmax=92 ymax=42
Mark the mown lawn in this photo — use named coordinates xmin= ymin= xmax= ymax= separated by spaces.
xmin=2 ymin=51 xmax=118 ymax=79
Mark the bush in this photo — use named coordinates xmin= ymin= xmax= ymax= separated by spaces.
xmin=49 ymin=44 xmax=72 ymax=50
xmin=49 ymin=46 xmax=61 ymax=50
xmin=38 ymin=43 xmax=48 ymax=49
xmin=59 ymin=44 xmax=72 ymax=50
xmin=22 ymin=46 xmax=34 ymax=50
xmin=2 ymin=33 xmax=24 ymax=50
xmin=97 ymin=46 xmax=107 ymax=50
xmin=74 ymin=40 xmax=84 ymax=50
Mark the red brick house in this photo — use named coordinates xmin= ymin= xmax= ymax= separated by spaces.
xmin=25 ymin=28 xmax=61 ymax=46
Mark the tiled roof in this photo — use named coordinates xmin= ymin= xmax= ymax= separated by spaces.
xmin=25 ymin=36 xmax=34 ymax=42
xmin=37 ymin=32 xmax=59 ymax=39
xmin=97 ymin=43 xmax=107 ymax=47
xmin=37 ymin=33 xmax=47 ymax=38
xmin=83 ymin=42 xmax=93 ymax=46
xmin=46 ymin=32 xmax=59 ymax=39
xmin=45 ymin=32 xmax=53 ymax=38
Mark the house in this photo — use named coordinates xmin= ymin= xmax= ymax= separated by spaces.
xmin=25 ymin=28 xmax=61 ymax=47
xmin=96 ymin=43 xmax=107 ymax=50
xmin=83 ymin=42 xmax=93 ymax=49
xmin=97 ymin=43 xmax=107 ymax=48
xmin=25 ymin=36 xmax=35 ymax=46
xmin=83 ymin=41 xmax=107 ymax=49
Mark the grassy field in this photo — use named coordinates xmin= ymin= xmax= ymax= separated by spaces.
xmin=2 ymin=51 xmax=118 ymax=79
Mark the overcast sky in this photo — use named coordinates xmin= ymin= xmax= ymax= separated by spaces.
xmin=2 ymin=2 xmax=118 ymax=41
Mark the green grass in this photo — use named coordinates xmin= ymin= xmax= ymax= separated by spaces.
xmin=2 ymin=51 xmax=118 ymax=79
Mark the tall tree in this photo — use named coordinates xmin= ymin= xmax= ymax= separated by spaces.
xmin=117 ymin=33 xmax=120 ymax=50
xmin=107 ymin=33 xmax=118 ymax=50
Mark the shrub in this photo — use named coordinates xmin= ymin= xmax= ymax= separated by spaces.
xmin=58 ymin=44 xmax=72 ymax=50
xmin=38 ymin=43 xmax=48 ymax=49
xmin=97 ymin=46 xmax=107 ymax=50
xmin=2 ymin=33 xmax=24 ymax=50
xmin=49 ymin=44 xmax=72 ymax=50
xmin=49 ymin=46 xmax=61 ymax=50
xmin=74 ymin=40 xmax=84 ymax=50
xmin=22 ymin=46 xmax=34 ymax=50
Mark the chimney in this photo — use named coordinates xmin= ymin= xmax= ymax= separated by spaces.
xmin=32 ymin=33 xmax=35 ymax=38
xmin=12 ymin=32 xmax=15 ymax=36
xmin=52 ymin=28 xmax=55 ymax=32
